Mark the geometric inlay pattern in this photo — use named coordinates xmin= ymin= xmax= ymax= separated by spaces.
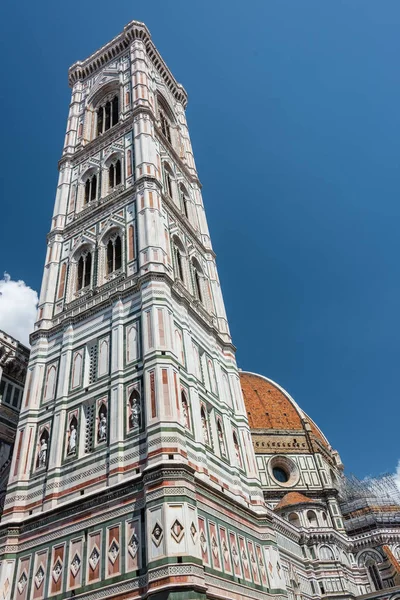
xmin=108 ymin=539 xmax=120 ymax=565
xmin=89 ymin=546 xmax=100 ymax=571
xmin=70 ymin=553 xmax=81 ymax=577
xmin=128 ymin=532 xmax=139 ymax=559
xmin=190 ymin=522 xmax=197 ymax=542
xmin=170 ymin=519 xmax=184 ymax=543
xmin=152 ymin=522 xmax=163 ymax=547
xmin=17 ymin=571 xmax=28 ymax=594
xmin=34 ymin=565 xmax=45 ymax=589
xmin=200 ymin=530 xmax=207 ymax=553
xmin=52 ymin=558 xmax=63 ymax=583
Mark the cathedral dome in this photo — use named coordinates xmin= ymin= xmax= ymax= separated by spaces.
xmin=240 ymin=371 xmax=334 ymax=460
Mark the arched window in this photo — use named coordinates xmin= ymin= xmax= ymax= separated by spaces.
xmin=109 ymin=159 xmax=122 ymax=190
xmin=307 ymin=510 xmax=318 ymax=527
xmin=288 ymin=512 xmax=300 ymax=528
xmin=107 ymin=235 xmax=122 ymax=274
xmin=97 ymin=95 xmax=119 ymax=136
xmin=192 ymin=260 xmax=203 ymax=302
xmin=367 ymin=561 xmax=383 ymax=591
xmin=174 ymin=244 xmax=184 ymax=282
xmin=319 ymin=545 xmax=335 ymax=560
xmin=84 ymin=174 xmax=97 ymax=204
xmin=77 ymin=252 xmax=92 ymax=290
xmin=160 ymin=111 xmax=171 ymax=144
xmin=181 ymin=391 xmax=190 ymax=430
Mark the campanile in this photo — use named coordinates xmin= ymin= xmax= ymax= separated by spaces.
xmin=0 ymin=22 xmax=286 ymax=600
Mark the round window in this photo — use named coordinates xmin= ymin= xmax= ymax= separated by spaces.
xmin=272 ymin=466 xmax=289 ymax=483
xmin=268 ymin=455 xmax=300 ymax=487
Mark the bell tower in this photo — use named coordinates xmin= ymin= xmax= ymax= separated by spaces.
xmin=0 ymin=22 xmax=286 ymax=600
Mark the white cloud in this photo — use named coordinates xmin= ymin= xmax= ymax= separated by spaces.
xmin=0 ymin=273 xmax=38 ymax=347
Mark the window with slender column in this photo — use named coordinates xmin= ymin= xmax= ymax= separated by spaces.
xmin=109 ymin=159 xmax=122 ymax=190
xmin=174 ymin=245 xmax=184 ymax=282
xmin=192 ymin=261 xmax=202 ymax=302
xmin=106 ymin=235 xmax=122 ymax=274
xmin=160 ymin=111 xmax=171 ymax=144
xmin=84 ymin=174 xmax=97 ymax=204
xmin=77 ymin=252 xmax=92 ymax=290
xmin=367 ymin=561 xmax=383 ymax=591
xmin=97 ymin=95 xmax=119 ymax=136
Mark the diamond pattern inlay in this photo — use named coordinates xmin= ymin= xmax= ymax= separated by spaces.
xmin=170 ymin=519 xmax=185 ymax=543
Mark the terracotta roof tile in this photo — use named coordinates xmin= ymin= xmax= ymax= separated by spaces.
xmin=274 ymin=492 xmax=316 ymax=511
xmin=240 ymin=372 xmax=329 ymax=451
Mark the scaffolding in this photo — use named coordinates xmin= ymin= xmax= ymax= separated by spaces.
xmin=339 ymin=473 xmax=400 ymax=534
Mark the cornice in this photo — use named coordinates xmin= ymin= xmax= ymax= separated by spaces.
xmin=30 ymin=271 xmax=236 ymax=354
xmin=68 ymin=21 xmax=188 ymax=107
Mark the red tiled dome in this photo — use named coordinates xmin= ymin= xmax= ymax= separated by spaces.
xmin=240 ymin=371 xmax=330 ymax=452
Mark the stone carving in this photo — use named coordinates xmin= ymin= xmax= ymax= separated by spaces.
xmin=217 ymin=422 xmax=226 ymax=457
xmin=70 ymin=553 xmax=81 ymax=577
xmin=152 ymin=522 xmax=163 ymax=547
xmin=38 ymin=434 xmax=48 ymax=468
xmin=128 ymin=532 xmax=139 ymax=559
xmin=171 ymin=519 xmax=185 ymax=543
xmin=129 ymin=394 xmax=141 ymax=430
xmin=211 ymin=535 xmax=219 ymax=558
xmin=98 ymin=411 xmax=107 ymax=443
xmin=200 ymin=530 xmax=207 ymax=553
xmin=108 ymin=539 xmax=119 ymax=565
xmin=89 ymin=546 xmax=100 ymax=570
xmin=181 ymin=394 xmax=190 ymax=429
xmin=52 ymin=558 xmax=63 ymax=583
xmin=68 ymin=420 xmax=77 ymax=455
xmin=201 ymin=409 xmax=209 ymax=445
xmin=232 ymin=544 xmax=239 ymax=566
xmin=17 ymin=572 xmax=28 ymax=594
xmin=35 ymin=565 xmax=45 ymax=588
xmin=190 ymin=522 xmax=197 ymax=542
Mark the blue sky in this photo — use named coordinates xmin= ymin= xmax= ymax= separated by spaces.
xmin=0 ymin=0 xmax=399 ymax=479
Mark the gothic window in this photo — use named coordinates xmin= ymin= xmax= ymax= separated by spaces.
xmin=173 ymin=242 xmax=185 ymax=282
xmin=367 ymin=562 xmax=383 ymax=591
xmin=107 ymin=235 xmax=122 ymax=274
xmin=97 ymin=95 xmax=119 ymax=136
xmin=109 ymin=159 xmax=122 ymax=190
xmin=77 ymin=252 xmax=92 ymax=290
xmin=179 ymin=184 xmax=189 ymax=219
xmin=192 ymin=260 xmax=203 ymax=302
xmin=84 ymin=174 xmax=97 ymax=204
xmin=181 ymin=390 xmax=190 ymax=430
xmin=160 ymin=111 xmax=171 ymax=144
